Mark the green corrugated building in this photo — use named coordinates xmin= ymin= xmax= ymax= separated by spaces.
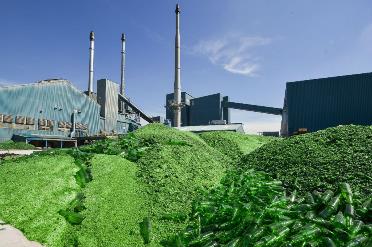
xmin=0 ymin=78 xmax=142 ymax=146
xmin=281 ymin=72 xmax=372 ymax=136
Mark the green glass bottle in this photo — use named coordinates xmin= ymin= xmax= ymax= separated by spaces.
xmin=320 ymin=195 xmax=341 ymax=219
xmin=321 ymin=190 xmax=334 ymax=204
xmin=333 ymin=211 xmax=346 ymax=228
xmin=305 ymin=192 xmax=315 ymax=204
xmin=323 ymin=237 xmax=337 ymax=247
xmin=265 ymin=227 xmax=290 ymax=245
xmin=344 ymin=204 xmax=354 ymax=217
xmin=290 ymin=225 xmax=320 ymax=244
xmin=225 ymin=237 xmax=240 ymax=247
xmin=289 ymin=190 xmax=297 ymax=202
xmin=346 ymin=235 xmax=368 ymax=247
xmin=351 ymin=220 xmax=363 ymax=236
xmin=340 ymin=183 xmax=353 ymax=204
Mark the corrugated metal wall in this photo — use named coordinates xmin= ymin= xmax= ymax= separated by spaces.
xmin=285 ymin=72 xmax=372 ymax=135
xmin=0 ymin=80 xmax=101 ymax=140
xmin=116 ymin=114 xmax=140 ymax=134
xmin=189 ymin=93 xmax=222 ymax=126
xmin=97 ymin=79 xmax=119 ymax=133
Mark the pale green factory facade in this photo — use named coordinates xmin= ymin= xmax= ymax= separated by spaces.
xmin=0 ymin=79 xmax=143 ymax=143
xmin=0 ymin=80 xmax=101 ymax=142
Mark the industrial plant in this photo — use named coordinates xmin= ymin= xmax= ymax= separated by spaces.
xmin=1 ymin=3 xmax=371 ymax=247
xmin=1 ymin=2 xmax=372 ymax=148
xmin=0 ymin=31 xmax=153 ymax=147
xmin=165 ymin=5 xmax=372 ymax=136
xmin=166 ymin=72 xmax=372 ymax=136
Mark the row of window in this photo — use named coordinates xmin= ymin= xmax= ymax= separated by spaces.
xmin=0 ymin=114 xmax=88 ymax=131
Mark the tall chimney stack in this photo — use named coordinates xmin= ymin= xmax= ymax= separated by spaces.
xmin=173 ymin=3 xmax=182 ymax=127
xmin=120 ymin=33 xmax=126 ymax=95
xmin=88 ymin=31 xmax=95 ymax=95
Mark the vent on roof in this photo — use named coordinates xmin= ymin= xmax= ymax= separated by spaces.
xmin=38 ymin=79 xmax=69 ymax=84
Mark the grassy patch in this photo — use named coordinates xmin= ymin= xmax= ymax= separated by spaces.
xmin=0 ymin=140 xmax=35 ymax=150
xmin=199 ymin=131 xmax=275 ymax=162
xmin=0 ymin=153 xmax=79 ymax=246
xmin=241 ymin=125 xmax=372 ymax=196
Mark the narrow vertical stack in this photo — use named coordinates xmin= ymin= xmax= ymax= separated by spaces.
xmin=173 ymin=4 xmax=182 ymax=127
xmin=120 ymin=33 xmax=126 ymax=96
xmin=88 ymin=31 xmax=95 ymax=96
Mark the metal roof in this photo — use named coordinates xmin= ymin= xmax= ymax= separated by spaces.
xmin=0 ymin=79 xmax=70 ymax=89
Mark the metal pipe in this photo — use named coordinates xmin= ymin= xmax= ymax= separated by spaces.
xmin=71 ymin=110 xmax=76 ymax=138
xmin=88 ymin=31 xmax=95 ymax=95
xmin=120 ymin=33 xmax=126 ymax=95
xmin=173 ymin=4 xmax=181 ymax=127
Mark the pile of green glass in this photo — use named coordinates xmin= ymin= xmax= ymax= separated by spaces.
xmin=175 ymin=170 xmax=372 ymax=246
xmin=1 ymin=124 xmax=372 ymax=246
xmin=241 ymin=125 xmax=372 ymax=197
xmin=0 ymin=140 xmax=35 ymax=150
xmin=199 ymin=131 xmax=274 ymax=163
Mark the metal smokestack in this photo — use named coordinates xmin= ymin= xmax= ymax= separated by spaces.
xmin=120 ymin=33 xmax=126 ymax=95
xmin=173 ymin=3 xmax=182 ymax=127
xmin=88 ymin=31 xmax=95 ymax=95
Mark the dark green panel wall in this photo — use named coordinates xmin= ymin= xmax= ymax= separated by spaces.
xmin=189 ymin=93 xmax=222 ymax=126
xmin=286 ymin=72 xmax=372 ymax=135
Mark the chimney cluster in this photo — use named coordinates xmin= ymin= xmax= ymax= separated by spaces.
xmin=87 ymin=4 xmax=182 ymax=128
xmin=87 ymin=32 xmax=126 ymax=96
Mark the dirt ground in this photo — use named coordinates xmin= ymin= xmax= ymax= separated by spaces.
xmin=0 ymin=221 xmax=43 ymax=247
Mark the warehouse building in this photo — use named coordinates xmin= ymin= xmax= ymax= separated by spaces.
xmin=280 ymin=72 xmax=372 ymax=136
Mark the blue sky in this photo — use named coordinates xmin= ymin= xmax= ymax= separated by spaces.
xmin=1 ymin=0 xmax=372 ymax=131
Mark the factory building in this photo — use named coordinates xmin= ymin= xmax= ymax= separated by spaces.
xmin=281 ymin=72 xmax=372 ymax=136
xmin=164 ymin=5 xmax=372 ymax=136
xmin=0 ymin=79 xmax=100 ymax=145
xmin=0 ymin=32 xmax=152 ymax=146
xmin=166 ymin=4 xmax=281 ymax=134
xmin=166 ymin=92 xmax=280 ymax=126
xmin=0 ymin=78 xmax=145 ymax=146
xmin=166 ymin=72 xmax=372 ymax=137
xmin=166 ymin=93 xmax=230 ymax=126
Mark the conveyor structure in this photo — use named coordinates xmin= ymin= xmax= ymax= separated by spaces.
xmin=222 ymin=101 xmax=282 ymax=116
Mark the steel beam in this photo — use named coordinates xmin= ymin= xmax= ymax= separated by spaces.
xmin=224 ymin=101 xmax=282 ymax=115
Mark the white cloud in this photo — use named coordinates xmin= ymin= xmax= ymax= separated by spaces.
xmin=223 ymin=56 xmax=259 ymax=75
xmin=192 ymin=35 xmax=270 ymax=76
